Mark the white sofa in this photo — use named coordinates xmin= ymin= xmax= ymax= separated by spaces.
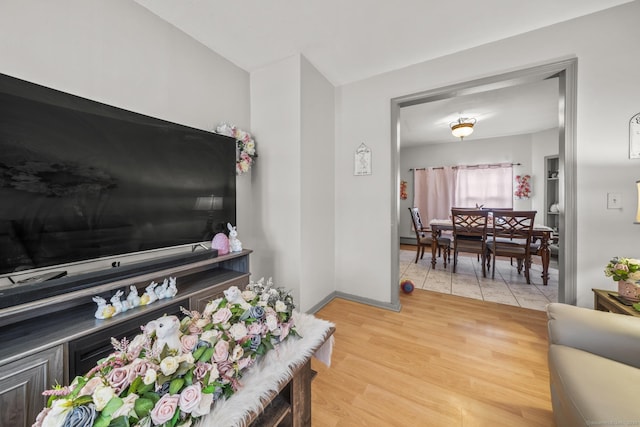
xmin=547 ymin=303 xmax=640 ymax=426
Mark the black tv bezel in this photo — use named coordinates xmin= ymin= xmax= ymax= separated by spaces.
xmin=0 ymin=72 xmax=237 ymax=301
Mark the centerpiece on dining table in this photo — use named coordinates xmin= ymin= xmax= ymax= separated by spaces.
xmin=32 ymin=279 xmax=298 ymax=427
xmin=604 ymin=257 xmax=640 ymax=302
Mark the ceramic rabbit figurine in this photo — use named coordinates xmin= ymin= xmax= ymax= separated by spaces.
xmin=141 ymin=281 xmax=158 ymax=305
xmin=155 ymin=278 xmax=169 ymax=300
xmin=165 ymin=276 xmax=178 ymax=298
xmin=126 ymin=285 xmax=141 ymax=308
xmin=93 ymin=296 xmax=115 ymax=319
xmin=110 ymin=290 xmax=127 ymax=314
xmin=145 ymin=315 xmax=181 ymax=353
xmin=228 ymin=222 xmax=242 ymax=252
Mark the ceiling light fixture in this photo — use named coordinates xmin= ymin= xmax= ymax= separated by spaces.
xmin=450 ymin=117 xmax=476 ymax=140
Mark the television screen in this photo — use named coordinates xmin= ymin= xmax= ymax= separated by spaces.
xmin=0 ymin=73 xmax=236 ymax=277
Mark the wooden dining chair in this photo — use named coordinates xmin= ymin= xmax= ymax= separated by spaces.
xmin=408 ymin=207 xmax=451 ymax=266
xmin=450 ymin=208 xmax=489 ymax=276
xmin=485 ymin=210 xmax=537 ymax=283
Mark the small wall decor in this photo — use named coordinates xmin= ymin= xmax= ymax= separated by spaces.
xmin=354 ymin=143 xmax=372 ymax=176
xmin=514 ymin=174 xmax=532 ymax=199
xmin=630 ymin=113 xmax=640 ymax=159
xmin=215 ymin=122 xmax=258 ymax=175
xmin=400 ymin=180 xmax=408 ymax=200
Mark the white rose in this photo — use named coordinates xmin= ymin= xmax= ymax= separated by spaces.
xmin=242 ymin=290 xmax=256 ymax=301
xmin=200 ymin=330 xmax=220 ymax=344
xmin=275 ymin=300 xmax=287 ymax=313
xmin=178 ymin=352 xmax=195 ymax=365
xmin=143 ymin=368 xmax=157 ymax=385
xmin=228 ymin=323 xmax=248 ymax=341
xmin=92 ymin=384 xmax=116 ymax=412
xmin=112 ymin=393 xmax=139 ymax=419
xmin=230 ymin=345 xmax=244 ymax=362
xmin=244 ymin=141 xmax=256 ymax=156
xmin=266 ymin=314 xmax=278 ymax=332
xmin=191 ymin=392 xmax=214 ymax=417
xmin=208 ymin=364 xmax=220 ymax=383
xmin=160 ymin=356 xmax=179 ymax=376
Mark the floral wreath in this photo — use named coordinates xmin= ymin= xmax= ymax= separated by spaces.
xmin=215 ymin=123 xmax=257 ymax=175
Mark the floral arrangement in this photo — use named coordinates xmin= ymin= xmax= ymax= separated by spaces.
xmin=33 ymin=279 xmax=297 ymax=427
xmin=215 ymin=123 xmax=257 ymax=175
xmin=400 ymin=180 xmax=407 ymax=200
xmin=604 ymin=257 xmax=640 ymax=282
xmin=514 ymin=174 xmax=531 ymax=199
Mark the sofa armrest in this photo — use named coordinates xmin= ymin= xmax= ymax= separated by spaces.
xmin=547 ymin=302 xmax=640 ymax=369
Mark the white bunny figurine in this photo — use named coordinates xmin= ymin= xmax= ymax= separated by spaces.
xmin=127 ymin=285 xmax=141 ymax=308
xmin=93 ymin=296 xmax=115 ymax=319
xmin=227 ymin=222 xmax=242 ymax=252
xmin=165 ymin=277 xmax=178 ymax=298
xmin=145 ymin=315 xmax=182 ymax=353
xmin=141 ymin=281 xmax=158 ymax=305
xmin=110 ymin=290 xmax=127 ymax=314
xmin=155 ymin=278 xmax=169 ymax=300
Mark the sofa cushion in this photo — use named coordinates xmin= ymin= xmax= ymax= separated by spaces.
xmin=549 ymin=344 xmax=640 ymax=427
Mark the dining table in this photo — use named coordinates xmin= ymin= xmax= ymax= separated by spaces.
xmin=428 ymin=218 xmax=555 ymax=286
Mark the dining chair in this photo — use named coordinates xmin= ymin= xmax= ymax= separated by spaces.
xmin=408 ymin=207 xmax=451 ymax=266
xmin=485 ymin=210 xmax=537 ymax=283
xmin=450 ymin=208 xmax=489 ymax=276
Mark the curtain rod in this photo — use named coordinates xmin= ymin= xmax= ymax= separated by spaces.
xmin=410 ymin=162 xmax=521 ymax=171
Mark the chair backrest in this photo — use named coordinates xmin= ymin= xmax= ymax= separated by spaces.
xmin=408 ymin=207 xmax=426 ymax=238
xmin=490 ymin=210 xmax=537 ymax=243
xmin=450 ymin=208 xmax=489 ymax=239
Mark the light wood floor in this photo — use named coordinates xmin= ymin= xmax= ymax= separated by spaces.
xmin=310 ymin=291 xmax=554 ymax=426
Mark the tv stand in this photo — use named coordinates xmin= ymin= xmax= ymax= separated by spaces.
xmin=0 ymin=249 xmax=252 ymax=427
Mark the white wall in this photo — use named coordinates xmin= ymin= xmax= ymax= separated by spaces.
xmin=0 ymin=0 xmax=252 ymax=241
xmin=300 ymin=57 xmax=336 ymax=311
xmin=335 ymin=1 xmax=640 ymax=308
xmin=249 ymin=55 xmax=336 ymax=312
xmin=249 ymin=55 xmax=302 ymax=302
xmin=399 ymin=134 xmax=533 ymax=240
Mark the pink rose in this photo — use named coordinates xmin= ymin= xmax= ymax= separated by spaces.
xmin=179 ymin=383 xmax=202 ymax=413
xmin=247 ymin=323 xmax=264 ymax=335
xmin=129 ymin=359 xmax=148 ymax=379
xmin=107 ymin=366 xmax=135 ymax=393
xmin=79 ymin=377 xmax=103 ymax=396
xmin=193 ymin=362 xmax=212 ymax=381
xmin=150 ymin=394 xmax=179 ymax=425
xmin=213 ymin=339 xmax=229 ymax=362
xmin=181 ymin=334 xmax=199 ymax=354
xmin=237 ymin=357 xmax=253 ymax=371
xmin=211 ymin=307 xmax=232 ymax=325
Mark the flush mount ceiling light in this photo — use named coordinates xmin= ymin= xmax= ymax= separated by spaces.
xmin=450 ymin=117 xmax=476 ymax=140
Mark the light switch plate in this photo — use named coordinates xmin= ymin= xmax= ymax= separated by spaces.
xmin=607 ymin=193 xmax=622 ymax=209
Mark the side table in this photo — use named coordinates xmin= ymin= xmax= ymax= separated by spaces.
xmin=592 ymin=288 xmax=640 ymax=317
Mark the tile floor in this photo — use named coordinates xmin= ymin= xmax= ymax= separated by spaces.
xmin=399 ymin=249 xmax=559 ymax=311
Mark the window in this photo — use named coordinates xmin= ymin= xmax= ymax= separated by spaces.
xmin=454 ymin=165 xmax=513 ymax=208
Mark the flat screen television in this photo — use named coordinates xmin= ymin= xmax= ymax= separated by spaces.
xmin=0 ymin=72 xmax=236 ymax=282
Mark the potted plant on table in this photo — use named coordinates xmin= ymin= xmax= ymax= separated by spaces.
xmin=604 ymin=257 xmax=640 ymax=302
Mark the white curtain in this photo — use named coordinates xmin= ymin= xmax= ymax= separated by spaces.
xmin=454 ymin=164 xmax=513 ymax=208
xmin=413 ymin=167 xmax=456 ymax=226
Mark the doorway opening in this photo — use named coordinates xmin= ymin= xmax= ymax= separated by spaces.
xmin=389 ymin=58 xmax=577 ymax=309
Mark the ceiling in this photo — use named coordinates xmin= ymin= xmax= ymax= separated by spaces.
xmin=400 ymin=78 xmax=560 ymax=147
xmin=134 ymin=0 xmax=630 ymax=143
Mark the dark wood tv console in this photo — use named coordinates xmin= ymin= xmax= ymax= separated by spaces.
xmin=0 ymin=249 xmax=252 ymax=427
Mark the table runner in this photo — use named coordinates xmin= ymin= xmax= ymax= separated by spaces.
xmin=198 ymin=311 xmax=335 ymax=426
